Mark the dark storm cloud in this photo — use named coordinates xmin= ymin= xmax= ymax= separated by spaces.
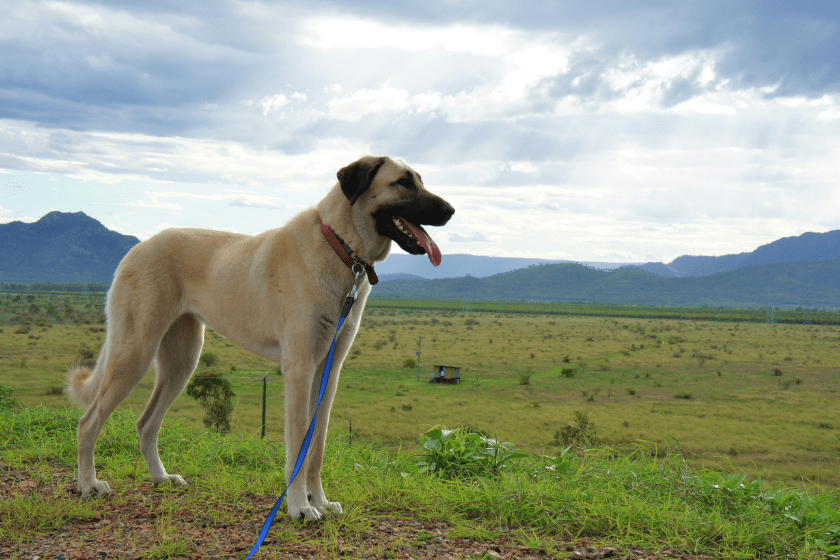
xmin=0 ymin=0 xmax=283 ymax=134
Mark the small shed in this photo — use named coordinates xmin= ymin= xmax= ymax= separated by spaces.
xmin=430 ymin=365 xmax=460 ymax=384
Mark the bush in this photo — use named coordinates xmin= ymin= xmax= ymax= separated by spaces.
xmin=78 ymin=345 xmax=96 ymax=368
xmin=560 ymin=367 xmax=576 ymax=378
xmin=554 ymin=411 xmax=600 ymax=448
xmin=403 ymin=357 xmax=417 ymax=369
xmin=0 ymin=385 xmax=18 ymax=410
xmin=519 ymin=374 xmax=531 ymax=385
xmin=199 ymin=351 xmax=219 ymax=368
xmin=185 ymin=372 xmax=235 ymax=433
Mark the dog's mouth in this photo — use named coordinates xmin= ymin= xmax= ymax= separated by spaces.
xmin=384 ymin=215 xmax=443 ymax=266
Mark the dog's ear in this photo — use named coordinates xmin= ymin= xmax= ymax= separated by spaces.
xmin=337 ymin=156 xmax=388 ymax=206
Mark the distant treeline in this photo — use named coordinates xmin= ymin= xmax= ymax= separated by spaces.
xmin=0 ymin=282 xmax=109 ymax=293
xmin=367 ymin=298 xmax=840 ymax=325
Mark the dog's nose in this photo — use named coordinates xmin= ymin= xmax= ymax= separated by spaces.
xmin=436 ymin=200 xmax=455 ymax=225
xmin=442 ymin=201 xmax=455 ymax=218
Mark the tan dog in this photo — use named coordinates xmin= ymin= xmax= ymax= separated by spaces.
xmin=67 ymin=156 xmax=454 ymax=521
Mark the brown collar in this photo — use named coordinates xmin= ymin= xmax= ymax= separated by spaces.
xmin=319 ymin=218 xmax=379 ymax=285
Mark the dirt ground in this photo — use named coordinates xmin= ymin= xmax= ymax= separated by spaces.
xmin=2 ymin=464 xmax=717 ymax=560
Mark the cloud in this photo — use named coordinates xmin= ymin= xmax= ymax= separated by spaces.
xmin=261 ymin=92 xmax=307 ymax=116
xmin=228 ymin=196 xmax=284 ymax=209
xmin=504 ymin=161 xmax=539 ymax=174
xmin=304 ymin=17 xmax=514 ymax=56
xmin=122 ymin=196 xmax=183 ymax=211
xmin=2 ymin=1 xmax=840 ymax=262
xmin=328 ymin=87 xmax=411 ymax=121
xmin=448 ymin=231 xmax=489 ymax=243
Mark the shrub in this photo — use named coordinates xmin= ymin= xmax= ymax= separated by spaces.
xmin=78 ymin=345 xmax=96 ymax=368
xmin=185 ymin=372 xmax=235 ymax=433
xmin=0 ymin=385 xmax=18 ymax=410
xmin=773 ymin=368 xmax=783 ymax=376
xmin=519 ymin=374 xmax=531 ymax=385
xmin=199 ymin=351 xmax=219 ymax=368
xmin=403 ymin=357 xmax=417 ymax=369
xmin=560 ymin=367 xmax=576 ymax=378
xmin=554 ymin=411 xmax=600 ymax=448
xmin=674 ymin=392 xmax=693 ymax=400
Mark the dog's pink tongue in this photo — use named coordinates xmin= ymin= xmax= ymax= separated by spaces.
xmin=402 ymin=218 xmax=442 ymax=266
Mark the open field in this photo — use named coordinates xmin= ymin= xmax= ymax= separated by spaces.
xmin=2 ymin=293 xmax=839 ymax=492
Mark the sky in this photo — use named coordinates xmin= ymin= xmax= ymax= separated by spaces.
xmin=1 ymin=0 xmax=840 ymax=265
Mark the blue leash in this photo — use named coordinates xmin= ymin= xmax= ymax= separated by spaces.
xmin=245 ymin=271 xmax=362 ymax=559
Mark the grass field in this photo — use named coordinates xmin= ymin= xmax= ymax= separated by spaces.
xmin=3 ymin=405 xmax=840 ymax=558
xmin=2 ymin=293 xmax=839 ymax=493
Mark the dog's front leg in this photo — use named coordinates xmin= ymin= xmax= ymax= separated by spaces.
xmin=302 ymin=338 xmax=347 ymax=517
xmin=282 ymin=363 xmax=324 ymax=522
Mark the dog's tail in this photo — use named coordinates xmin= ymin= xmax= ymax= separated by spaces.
xmin=67 ymin=350 xmax=106 ymax=408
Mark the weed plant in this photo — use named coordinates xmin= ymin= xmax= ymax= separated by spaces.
xmin=1 ymin=403 xmax=839 ymax=557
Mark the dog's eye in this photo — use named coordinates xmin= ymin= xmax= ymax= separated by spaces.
xmin=395 ymin=177 xmax=413 ymax=189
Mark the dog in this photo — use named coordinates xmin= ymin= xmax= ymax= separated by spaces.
xmin=67 ymin=156 xmax=454 ymax=521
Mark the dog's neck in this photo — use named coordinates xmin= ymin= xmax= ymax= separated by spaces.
xmin=316 ymin=184 xmax=392 ymax=265
xmin=319 ymin=219 xmax=379 ymax=285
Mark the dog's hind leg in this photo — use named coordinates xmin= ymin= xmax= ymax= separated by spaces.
xmin=137 ymin=313 xmax=204 ymax=487
xmin=76 ymin=342 xmax=158 ymax=497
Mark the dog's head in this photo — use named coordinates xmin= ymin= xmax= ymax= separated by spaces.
xmin=338 ymin=156 xmax=454 ymax=266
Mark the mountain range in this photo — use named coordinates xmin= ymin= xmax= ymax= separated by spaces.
xmin=1 ymin=211 xmax=839 ymax=308
xmin=376 ymin=230 xmax=840 ymax=280
xmin=0 ymin=211 xmax=139 ymax=284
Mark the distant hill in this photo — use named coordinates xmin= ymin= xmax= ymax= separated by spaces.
xmin=375 ymin=253 xmax=632 ymax=279
xmin=4 ymin=212 xmax=840 ymax=309
xmin=631 ymin=230 xmax=840 ymax=278
xmin=379 ymin=230 xmax=840 ymax=280
xmin=372 ymin=260 xmax=840 ymax=309
xmin=0 ymin=212 xmax=139 ymax=284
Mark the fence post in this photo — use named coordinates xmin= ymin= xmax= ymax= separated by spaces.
xmin=261 ymin=373 xmax=267 ymax=439
xmin=416 ymin=336 xmax=423 ymax=382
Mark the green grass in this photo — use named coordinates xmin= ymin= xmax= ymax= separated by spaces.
xmin=1 ymin=404 xmax=839 ymax=558
xmin=2 ymin=301 xmax=840 ymax=491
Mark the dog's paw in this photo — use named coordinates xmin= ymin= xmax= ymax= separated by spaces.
xmin=288 ymin=503 xmax=324 ymax=522
xmin=311 ymin=499 xmax=342 ymax=516
xmin=81 ymin=479 xmax=111 ymax=497
xmin=151 ymin=474 xmax=188 ymax=487
xmin=322 ymin=501 xmax=343 ymax=515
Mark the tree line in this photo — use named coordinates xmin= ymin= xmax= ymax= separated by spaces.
xmin=0 ymin=282 xmax=109 ymax=293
